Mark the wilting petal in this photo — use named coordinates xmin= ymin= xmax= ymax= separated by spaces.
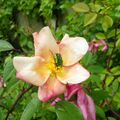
xmin=13 ymin=56 xmax=51 ymax=86
xmin=51 ymin=97 xmax=61 ymax=106
xmin=65 ymin=84 xmax=96 ymax=120
xmin=65 ymin=84 xmax=81 ymax=100
xmin=98 ymin=40 xmax=108 ymax=52
xmin=33 ymin=26 xmax=59 ymax=59
xmin=59 ymin=34 xmax=89 ymax=66
xmin=57 ymin=64 xmax=90 ymax=84
xmin=38 ymin=77 xmax=66 ymax=102
xmin=88 ymin=42 xmax=93 ymax=51
xmin=89 ymin=39 xmax=108 ymax=53
xmin=77 ymin=89 xmax=96 ymax=120
xmin=86 ymin=95 xmax=96 ymax=120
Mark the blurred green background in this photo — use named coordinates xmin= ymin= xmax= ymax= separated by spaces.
xmin=0 ymin=0 xmax=120 ymax=120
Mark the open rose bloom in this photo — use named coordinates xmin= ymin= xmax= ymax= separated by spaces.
xmin=13 ymin=26 xmax=90 ymax=102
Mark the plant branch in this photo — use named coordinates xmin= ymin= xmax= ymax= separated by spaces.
xmin=0 ymin=104 xmax=8 ymax=110
xmin=102 ymin=25 xmax=117 ymax=89
xmin=108 ymin=105 xmax=120 ymax=119
xmin=106 ymin=26 xmax=117 ymax=70
xmin=5 ymin=85 xmax=33 ymax=120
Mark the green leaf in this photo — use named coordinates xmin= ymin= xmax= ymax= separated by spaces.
xmin=112 ymin=80 xmax=119 ymax=92
xmin=20 ymin=97 xmax=41 ymax=120
xmin=105 ymin=76 xmax=114 ymax=87
xmin=94 ymin=4 xmax=101 ymax=12
xmin=0 ymin=108 xmax=3 ymax=120
xmin=89 ymin=3 xmax=101 ymax=12
xmin=88 ymin=65 xmax=104 ymax=73
xmin=116 ymin=39 xmax=120 ymax=48
xmin=55 ymin=101 xmax=83 ymax=120
xmin=117 ymin=76 xmax=120 ymax=82
xmin=90 ymin=90 xmax=109 ymax=103
xmin=81 ymin=52 xmax=93 ymax=66
xmin=111 ymin=66 xmax=120 ymax=75
xmin=89 ymin=74 xmax=101 ymax=86
xmin=84 ymin=13 xmax=97 ymax=26
xmin=107 ymin=117 xmax=116 ymax=120
xmin=72 ymin=2 xmax=89 ymax=12
xmin=102 ymin=15 xmax=113 ymax=32
xmin=113 ymin=92 xmax=120 ymax=108
xmin=4 ymin=81 xmax=21 ymax=96
xmin=107 ymin=29 xmax=120 ymax=38
xmin=3 ymin=59 xmax=15 ymax=81
xmin=0 ymin=40 xmax=13 ymax=52
xmin=96 ymin=106 xmax=106 ymax=119
xmin=107 ymin=29 xmax=115 ymax=38
xmin=96 ymin=32 xmax=106 ymax=39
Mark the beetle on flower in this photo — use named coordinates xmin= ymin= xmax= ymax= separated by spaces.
xmin=13 ymin=26 xmax=90 ymax=102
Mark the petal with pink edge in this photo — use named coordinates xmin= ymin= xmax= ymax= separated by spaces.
xmin=57 ymin=64 xmax=90 ymax=84
xmin=38 ymin=76 xmax=66 ymax=102
xmin=64 ymin=84 xmax=96 ymax=120
xmin=77 ymin=89 xmax=96 ymax=120
xmin=33 ymin=26 xmax=59 ymax=59
xmin=13 ymin=56 xmax=51 ymax=86
xmin=65 ymin=84 xmax=81 ymax=100
xmin=59 ymin=34 xmax=89 ymax=66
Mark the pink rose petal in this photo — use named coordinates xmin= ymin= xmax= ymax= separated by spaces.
xmin=13 ymin=56 xmax=51 ymax=86
xmin=38 ymin=77 xmax=66 ymax=102
xmin=57 ymin=64 xmax=90 ymax=84
xmin=59 ymin=34 xmax=89 ymax=66
xmin=77 ymin=89 xmax=96 ymax=120
xmin=65 ymin=84 xmax=81 ymax=100
xmin=33 ymin=26 xmax=59 ymax=59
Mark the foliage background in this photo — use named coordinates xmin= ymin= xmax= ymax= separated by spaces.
xmin=0 ymin=0 xmax=120 ymax=119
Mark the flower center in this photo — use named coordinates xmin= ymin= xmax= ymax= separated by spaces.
xmin=47 ymin=53 xmax=63 ymax=75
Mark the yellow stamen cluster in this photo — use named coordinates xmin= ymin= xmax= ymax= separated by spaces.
xmin=46 ymin=58 xmax=63 ymax=75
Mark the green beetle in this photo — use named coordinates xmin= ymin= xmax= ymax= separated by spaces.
xmin=53 ymin=53 xmax=63 ymax=67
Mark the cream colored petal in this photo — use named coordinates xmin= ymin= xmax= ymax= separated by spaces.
xmin=59 ymin=34 xmax=89 ymax=66
xmin=13 ymin=56 xmax=51 ymax=86
xmin=38 ymin=76 xmax=66 ymax=102
xmin=57 ymin=64 xmax=90 ymax=84
xmin=33 ymin=26 xmax=59 ymax=59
